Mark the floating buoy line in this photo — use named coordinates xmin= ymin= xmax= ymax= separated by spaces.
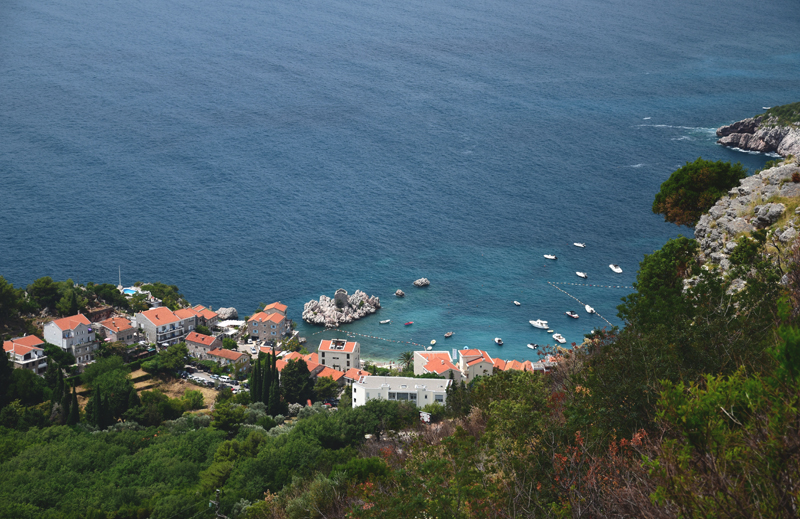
xmin=547 ymin=282 xmax=613 ymax=328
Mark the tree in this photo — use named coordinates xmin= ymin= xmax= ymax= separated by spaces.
xmin=55 ymin=289 xmax=81 ymax=317
xmin=26 ymin=276 xmax=60 ymax=311
xmin=0 ymin=276 xmax=22 ymax=324
xmin=652 ymin=158 xmax=747 ymax=226
xmin=67 ymin=384 xmax=79 ymax=425
xmin=398 ymin=351 xmax=414 ymax=371
xmin=222 ymin=337 xmax=238 ymax=350
xmin=268 ymin=379 xmax=280 ymax=415
xmin=281 ymin=359 xmax=313 ymax=405
xmin=43 ymin=343 xmax=75 ymax=367
xmin=195 ymin=325 xmax=211 ymax=336
xmin=314 ymin=376 xmax=339 ymax=401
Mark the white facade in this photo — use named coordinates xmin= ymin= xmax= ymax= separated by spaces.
xmin=43 ymin=315 xmax=99 ymax=365
xmin=352 ymin=376 xmax=451 ymax=408
xmin=458 ymin=349 xmax=494 ymax=382
xmin=318 ymin=339 xmax=360 ymax=372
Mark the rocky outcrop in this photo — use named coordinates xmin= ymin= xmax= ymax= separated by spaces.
xmin=717 ymin=114 xmax=800 ymax=157
xmin=216 ymin=307 xmax=238 ymax=320
xmin=395 ymin=290 xmax=405 ymax=297
xmin=302 ymin=289 xmax=381 ymax=328
xmin=694 ymin=159 xmax=800 ymax=272
xmin=413 ymin=278 xmax=430 ymax=287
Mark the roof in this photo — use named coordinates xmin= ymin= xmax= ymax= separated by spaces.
xmin=248 ymin=312 xmax=285 ymax=324
xmin=50 ymin=314 xmax=91 ymax=331
xmin=318 ymin=339 xmax=358 ymax=353
xmin=3 ymin=336 xmax=45 ymax=356
xmin=344 ymin=368 xmax=372 ymax=381
xmin=354 ymin=376 xmax=452 ymax=391
xmin=277 ymin=354 xmax=320 ymax=373
xmin=8 ymin=335 xmax=45 ymax=348
xmin=208 ymin=348 xmax=247 ymax=361
xmin=304 ymin=352 xmax=319 ymax=364
xmin=185 ymin=331 xmax=218 ymax=346
xmin=316 ymin=366 xmax=345 ymax=381
xmin=174 ymin=308 xmax=199 ymax=320
xmin=504 ymin=360 xmax=526 ymax=371
xmin=417 ymin=351 xmax=458 ymax=375
xmin=492 ymin=358 xmax=507 ymax=370
xmin=259 ymin=346 xmax=277 ymax=355
xmin=263 ymin=302 xmax=287 ymax=314
xmin=139 ymin=307 xmax=179 ymax=325
xmin=98 ymin=317 xmax=133 ymax=333
xmin=193 ymin=305 xmax=219 ymax=320
xmin=460 ymin=349 xmax=493 ymax=367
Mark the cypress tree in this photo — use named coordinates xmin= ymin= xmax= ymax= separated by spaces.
xmin=252 ymin=359 xmax=261 ymax=403
xmin=261 ymin=359 xmax=270 ymax=405
xmin=60 ymin=385 xmax=71 ymax=423
xmin=100 ymin=394 xmax=112 ymax=429
xmin=55 ymin=368 xmax=64 ymax=402
xmin=67 ymin=384 xmax=79 ymax=425
xmin=89 ymin=386 xmax=101 ymax=426
xmin=268 ymin=378 xmax=279 ymax=416
xmin=127 ymin=387 xmax=140 ymax=412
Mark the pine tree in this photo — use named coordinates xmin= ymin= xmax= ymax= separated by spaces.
xmin=67 ymin=384 xmax=79 ymax=425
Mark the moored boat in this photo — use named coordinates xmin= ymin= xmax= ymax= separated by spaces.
xmin=430 ymin=340 xmax=436 ymax=346
xmin=380 ymin=319 xmax=391 ymax=324
xmin=404 ymin=321 xmax=414 ymax=326
xmin=543 ymin=254 xmax=557 ymax=260
xmin=514 ymin=300 xmax=521 ymax=306
xmin=585 ymin=304 xmax=595 ymax=314
xmin=494 ymin=337 xmax=503 ymax=345
xmin=529 ymin=319 xmax=549 ymax=329
xmin=444 ymin=331 xmax=454 ymax=338
xmin=609 ymin=264 xmax=623 ymax=273
xmin=553 ymin=333 xmax=566 ymax=344
xmin=527 ymin=343 xmax=539 ymax=350
xmin=576 ymin=271 xmax=587 ymax=279
xmin=574 ymin=242 xmax=586 ymax=248
xmin=565 ymin=311 xmax=579 ymax=319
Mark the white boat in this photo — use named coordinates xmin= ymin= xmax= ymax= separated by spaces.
xmin=543 ymin=254 xmax=557 ymax=260
xmin=513 ymin=301 xmax=521 ymax=306
xmin=574 ymin=243 xmax=586 ymax=248
xmin=585 ymin=304 xmax=595 ymax=314
xmin=565 ymin=311 xmax=579 ymax=319
xmin=444 ymin=331 xmax=454 ymax=338
xmin=527 ymin=343 xmax=538 ymax=350
xmin=430 ymin=340 xmax=436 ymax=346
xmin=529 ymin=319 xmax=549 ymax=329
xmin=553 ymin=333 xmax=566 ymax=344
xmin=609 ymin=264 xmax=623 ymax=274
xmin=426 ymin=346 xmax=433 ymax=351
xmin=494 ymin=337 xmax=503 ymax=345
xmin=380 ymin=319 xmax=391 ymax=324
xmin=763 ymin=106 xmax=771 ymax=110
xmin=576 ymin=272 xmax=587 ymax=279
xmin=547 ymin=329 xmax=554 ymax=333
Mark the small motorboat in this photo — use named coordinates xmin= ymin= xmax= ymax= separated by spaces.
xmin=444 ymin=331 xmax=454 ymax=338
xmin=543 ymin=254 xmax=557 ymax=260
xmin=609 ymin=264 xmax=623 ymax=274
xmin=565 ymin=311 xmax=579 ymax=319
xmin=514 ymin=301 xmax=521 ymax=306
xmin=462 ymin=345 xmax=469 ymax=349
xmin=763 ymin=106 xmax=771 ymax=110
xmin=430 ymin=340 xmax=436 ymax=346
xmin=585 ymin=304 xmax=595 ymax=314
xmin=426 ymin=346 xmax=433 ymax=351
xmin=547 ymin=329 xmax=554 ymax=333
xmin=529 ymin=319 xmax=549 ymax=329
xmin=404 ymin=321 xmax=414 ymax=326
xmin=553 ymin=333 xmax=566 ymax=344
xmin=494 ymin=337 xmax=503 ymax=345
xmin=380 ymin=320 xmax=391 ymax=324
xmin=574 ymin=243 xmax=586 ymax=248
xmin=576 ymin=272 xmax=587 ymax=279
xmin=527 ymin=343 xmax=539 ymax=350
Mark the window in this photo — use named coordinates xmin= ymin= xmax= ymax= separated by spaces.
xmin=435 ymin=394 xmax=444 ymax=402
xmin=347 ymin=354 xmax=350 ymax=359
xmin=347 ymin=361 xmax=350 ymax=367
xmin=410 ymin=393 xmax=417 ymax=400
xmin=388 ymin=392 xmax=396 ymax=400
xmin=321 ymin=352 xmax=325 ymax=357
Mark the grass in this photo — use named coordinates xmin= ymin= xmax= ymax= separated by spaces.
xmin=758 ymin=101 xmax=800 ymax=127
xmin=764 ymin=195 xmax=800 ymax=230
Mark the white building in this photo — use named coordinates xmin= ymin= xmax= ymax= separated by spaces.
xmin=457 ymin=349 xmax=494 ymax=381
xmin=318 ymin=339 xmax=360 ymax=372
xmin=135 ymin=307 xmax=186 ymax=345
xmin=413 ymin=350 xmax=462 ymax=381
xmin=352 ymin=376 xmax=451 ymax=408
xmin=43 ymin=313 xmax=99 ymax=365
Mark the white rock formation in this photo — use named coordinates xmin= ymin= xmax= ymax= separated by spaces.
xmin=395 ymin=289 xmax=405 ymax=297
xmin=413 ymin=278 xmax=430 ymax=287
xmin=216 ymin=307 xmax=238 ymax=320
xmin=302 ymin=289 xmax=381 ymax=328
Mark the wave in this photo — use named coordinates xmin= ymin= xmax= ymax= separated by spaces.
xmin=636 ymin=124 xmax=716 ymax=133
xmin=629 ymin=163 xmax=646 ymax=168
xmin=671 ymin=136 xmax=692 ymax=141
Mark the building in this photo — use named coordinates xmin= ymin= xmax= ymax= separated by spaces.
xmin=207 ymin=348 xmax=251 ymax=373
xmin=457 ymin=349 xmax=494 ymax=381
xmin=185 ymin=331 xmax=223 ymax=360
xmin=192 ymin=305 xmax=219 ymax=328
xmin=43 ymin=313 xmax=99 ymax=365
xmin=352 ymin=376 xmax=451 ymax=408
xmin=315 ymin=366 xmax=346 ymax=386
xmin=276 ymin=351 xmax=323 ymax=378
xmin=413 ymin=351 xmax=462 ymax=381
xmin=173 ymin=308 xmax=199 ymax=334
xmin=3 ymin=336 xmax=47 ymax=375
xmin=318 ymin=339 xmax=360 ymax=372
xmin=135 ymin=307 xmax=185 ymax=345
xmin=248 ymin=309 xmax=288 ymax=342
xmin=96 ymin=316 xmax=137 ymax=345
xmin=343 ymin=368 xmax=372 ymax=384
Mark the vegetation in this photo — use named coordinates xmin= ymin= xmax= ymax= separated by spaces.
xmin=653 ymin=158 xmax=747 ymax=226
xmin=759 ymin=101 xmax=800 ymax=126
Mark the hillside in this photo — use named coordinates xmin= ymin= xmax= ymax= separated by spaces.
xmin=717 ymin=101 xmax=800 ymax=157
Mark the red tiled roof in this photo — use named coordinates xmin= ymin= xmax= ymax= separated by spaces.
xmin=99 ymin=317 xmax=133 ymax=334
xmin=259 ymin=346 xmax=277 ymax=355
xmin=318 ymin=340 xmax=358 ymax=353
xmin=140 ymin=307 xmax=179 ymax=325
xmin=186 ymin=331 xmax=218 ymax=346
xmin=174 ymin=308 xmax=199 ymax=320
xmin=263 ymin=302 xmax=287 ymax=314
xmin=51 ymin=314 xmax=91 ymax=331
xmin=193 ymin=305 xmax=219 ymax=320
xmin=418 ymin=351 xmax=457 ymax=375
xmin=304 ymin=352 xmax=319 ymax=364
xmin=248 ymin=312 xmax=284 ymax=324
xmin=344 ymin=368 xmax=372 ymax=381
xmin=208 ymin=348 xmax=246 ymax=361
xmin=9 ymin=335 xmax=45 ymax=348
xmin=277 ymin=354 xmax=319 ymax=373
xmin=316 ymin=366 xmax=345 ymax=381
xmin=505 ymin=360 xmax=525 ymax=371
xmin=461 ymin=349 xmax=493 ymax=367
xmin=493 ymin=358 xmax=507 ymax=370
xmin=4 ymin=336 xmax=45 ymax=356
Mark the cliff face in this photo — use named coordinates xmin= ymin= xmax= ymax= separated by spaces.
xmin=717 ymin=114 xmax=800 ymax=157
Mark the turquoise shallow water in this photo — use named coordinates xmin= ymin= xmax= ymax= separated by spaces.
xmin=1 ymin=0 xmax=799 ymax=361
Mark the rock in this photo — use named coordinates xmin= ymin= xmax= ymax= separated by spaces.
xmin=302 ymin=289 xmax=381 ymax=327
xmin=216 ymin=307 xmax=238 ymax=320
xmin=716 ymin=113 xmax=800 ymax=158
xmin=727 ymin=279 xmax=747 ymax=295
xmin=779 ymin=227 xmax=798 ymax=243
xmin=395 ymin=290 xmax=405 ymax=297
xmin=721 ymin=217 xmax=754 ymax=236
xmin=724 ymin=241 xmax=738 ymax=253
xmin=413 ymin=278 xmax=430 ymax=287
xmin=754 ymin=203 xmax=785 ymax=228
xmin=716 ymin=117 xmax=761 ymax=137
xmin=709 ymin=252 xmax=727 ymax=264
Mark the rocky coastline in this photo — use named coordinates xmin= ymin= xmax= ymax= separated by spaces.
xmin=302 ymin=289 xmax=381 ymax=328
xmin=717 ymin=113 xmax=800 ymax=158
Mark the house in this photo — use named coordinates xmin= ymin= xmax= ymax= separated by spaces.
xmin=318 ymin=339 xmax=360 ymax=372
xmin=457 ymin=349 xmax=494 ymax=381
xmin=173 ymin=308 xmax=199 ymax=334
xmin=343 ymin=368 xmax=372 ymax=384
xmin=276 ymin=351 xmax=323 ymax=378
xmin=192 ymin=305 xmax=219 ymax=328
xmin=96 ymin=316 xmax=137 ymax=345
xmin=43 ymin=313 xmax=99 ymax=365
xmin=185 ymin=331 xmax=222 ymax=360
xmin=262 ymin=302 xmax=287 ymax=316
xmin=352 ymin=376 xmax=451 ymax=408
xmin=413 ymin=351 xmax=462 ymax=381
xmin=248 ymin=310 xmax=287 ymax=342
xmin=3 ymin=336 xmax=47 ymax=375
xmin=135 ymin=307 xmax=185 ymax=345
xmin=207 ymin=348 xmax=251 ymax=372
xmin=315 ymin=366 xmax=346 ymax=386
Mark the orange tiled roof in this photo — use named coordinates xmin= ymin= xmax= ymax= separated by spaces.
xmin=140 ymin=307 xmax=179 ymax=325
xmin=248 ymin=312 xmax=284 ymax=324
xmin=318 ymin=340 xmax=358 ymax=353
xmin=4 ymin=336 xmax=45 ymax=356
xmin=464 ymin=350 xmax=493 ymax=367
xmin=316 ymin=366 xmax=345 ymax=381
xmin=208 ymin=348 xmax=246 ymax=361
xmin=8 ymin=335 xmax=45 ymax=348
xmin=193 ymin=305 xmax=219 ymax=320
xmin=51 ymin=314 xmax=91 ymax=331
xmin=99 ymin=317 xmax=133 ymax=333
xmin=186 ymin=331 xmax=218 ymax=346
xmin=263 ymin=302 xmax=287 ymax=314
xmin=259 ymin=346 xmax=277 ymax=355
xmin=504 ymin=360 xmax=526 ymax=371
xmin=174 ymin=308 xmax=199 ymax=320
xmin=344 ymin=368 xmax=372 ymax=380
xmin=493 ymin=358 xmax=507 ymax=370
xmin=418 ymin=351 xmax=457 ymax=375
xmin=304 ymin=352 xmax=319 ymax=364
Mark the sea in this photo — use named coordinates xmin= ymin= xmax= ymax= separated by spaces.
xmin=2 ymin=0 xmax=800 ymax=362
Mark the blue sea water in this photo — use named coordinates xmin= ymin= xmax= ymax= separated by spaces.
xmin=2 ymin=0 xmax=799 ymax=361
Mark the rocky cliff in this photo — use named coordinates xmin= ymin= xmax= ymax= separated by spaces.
xmin=717 ymin=105 xmax=800 ymax=157
xmin=302 ymin=289 xmax=381 ymax=328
